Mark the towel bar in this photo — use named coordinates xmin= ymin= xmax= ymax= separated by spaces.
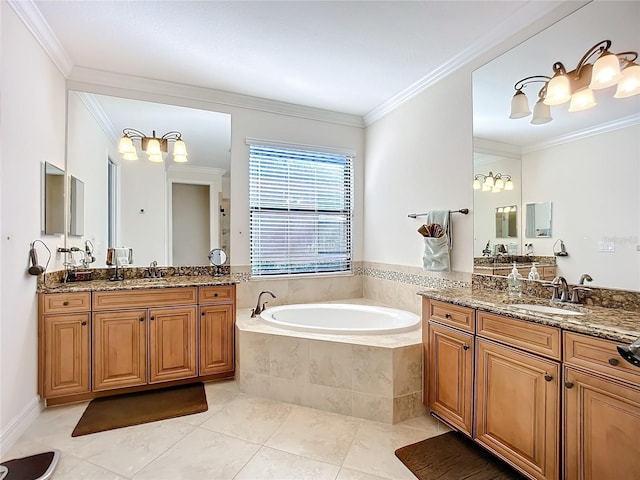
xmin=408 ymin=208 xmax=468 ymax=219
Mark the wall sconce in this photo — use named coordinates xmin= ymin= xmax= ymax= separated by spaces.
xmin=473 ymin=171 xmax=514 ymax=192
xmin=118 ymin=129 xmax=188 ymax=163
xmin=510 ymin=40 xmax=640 ymax=124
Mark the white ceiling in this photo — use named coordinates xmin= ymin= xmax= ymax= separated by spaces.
xmin=32 ymin=0 xmax=570 ymax=118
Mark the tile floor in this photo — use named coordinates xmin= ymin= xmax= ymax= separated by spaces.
xmin=3 ymin=380 xmax=448 ymax=479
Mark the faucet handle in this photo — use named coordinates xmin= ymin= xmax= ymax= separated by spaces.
xmin=542 ymin=281 xmax=561 ymax=301
xmin=570 ymin=286 xmax=592 ymax=304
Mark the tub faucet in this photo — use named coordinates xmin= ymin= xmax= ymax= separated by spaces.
xmin=251 ymin=290 xmax=277 ymax=317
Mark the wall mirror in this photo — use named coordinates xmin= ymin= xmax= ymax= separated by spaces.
xmin=69 ymin=175 xmax=85 ymax=237
xmin=473 ymin=1 xmax=640 ymax=291
xmin=66 ymin=91 xmax=231 ymax=267
xmin=495 ymin=205 xmax=517 ymax=238
xmin=42 ymin=161 xmax=65 ymax=235
xmin=525 ymin=202 xmax=552 ymax=238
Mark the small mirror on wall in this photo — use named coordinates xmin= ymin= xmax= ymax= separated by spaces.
xmin=42 ymin=162 xmax=65 ymax=235
xmin=525 ymin=201 xmax=553 ymax=238
xmin=495 ymin=205 xmax=517 ymax=238
xmin=69 ymin=175 xmax=85 ymax=236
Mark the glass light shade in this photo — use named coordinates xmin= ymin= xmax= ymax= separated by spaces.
xmin=614 ymin=62 xmax=640 ymax=98
xmin=173 ymin=154 xmax=188 ymax=163
xmin=568 ymin=88 xmax=596 ymax=112
xmin=544 ymin=73 xmax=571 ymax=105
xmin=148 ymin=153 xmax=163 ymax=163
xmin=497 ymin=207 xmax=504 ymax=213
xmin=145 ymin=138 xmax=162 ymax=155
xmin=491 ymin=186 xmax=501 ymax=193
xmin=123 ymin=151 xmax=138 ymax=161
xmin=503 ymin=206 xmax=510 ymax=213
xmin=473 ymin=179 xmax=482 ymax=190
xmin=118 ymin=136 xmax=134 ymax=154
xmin=590 ymin=52 xmax=622 ymax=90
xmin=482 ymin=184 xmax=491 ymax=192
xmin=494 ymin=177 xmax=505 ymax=189
xmin=173 ymin=139 xmax=188 ymax=156
xmin=509 ymin=90 xmax=531 ymax=119
xmin=504 ymin=179 xmax=514 ymax=191
xmin=531 ymin=98 xmax=552 ymax=124
xmin=484 ymin=173 xmax=494 ymax=188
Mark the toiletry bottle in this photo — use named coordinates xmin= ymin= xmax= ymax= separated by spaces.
xmin=528 ymin=262 xmax=540 ymax=281
xmin=507 ymin=262 xmax=523 ymax=297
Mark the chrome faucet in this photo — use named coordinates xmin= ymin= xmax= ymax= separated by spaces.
xmin=579 ymin=273 xmax=593 ymax=285
xmin=144 ymin=260 xmax=161 ymax=278
xmin=542 ymin=276 xmax=570 ymax=302
xmin=251 ymin=290 xmax=277 ymax=317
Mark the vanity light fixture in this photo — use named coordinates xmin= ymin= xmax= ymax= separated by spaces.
xmin=118 ymin=129 xmax=188 ymax=163
xmin=473 ymin=171 xmax=514 ymax=193
xmin=510 ymin=40 xmax=640 ymax=124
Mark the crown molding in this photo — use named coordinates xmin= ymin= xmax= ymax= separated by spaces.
xmin=8 ymin=0 xmax=73 ymax=76
xmin=67 ymin=67 xmax=365 ymax=128
xmin=523 ymin=114 xmax=640 ymax=154
xmin=167 ymin=165 xmax=227 ymax=177
xmin=75 ymin=92 xmax=120 ymax=144
xmin=474 ymin=138 xmax=522 ymax=159
xmin=363 ymin=2 xmax=587 ymax=126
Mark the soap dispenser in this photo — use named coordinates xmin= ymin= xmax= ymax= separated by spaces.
xmin=528 ymin=262 xmax=540 ymax=281
xmin=507 ymin=262 xmax=523 ymax=297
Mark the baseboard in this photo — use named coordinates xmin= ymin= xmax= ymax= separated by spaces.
xmin=0 ymin=395 xmax=44 ymax=458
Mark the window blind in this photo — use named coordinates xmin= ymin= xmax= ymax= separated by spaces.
xmin=249 ymin=144 xmax=353 ymax=276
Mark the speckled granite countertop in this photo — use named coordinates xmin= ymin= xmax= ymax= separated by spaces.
xmin=37 ymin=275 xmax=235 ymax=294
xmin=419 ymin=288 xmax=640 ymax=344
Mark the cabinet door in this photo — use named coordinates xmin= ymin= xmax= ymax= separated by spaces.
xmin=564 ymin=367 xmax=640 ymax=480
xmin=43 ymin=313 xmax=90 ymax=398
xmin=428 ymin=322 xmax=474 ymax=436
xmin=199 ymin=304 xmax=235 ymax=375
xmin=148 ymin=306 xmax=197 ymax=383
xmin=93 ymin=309 xmax=147 ymax=391
xmin=475 ymin=338 xmax=560 ymax=480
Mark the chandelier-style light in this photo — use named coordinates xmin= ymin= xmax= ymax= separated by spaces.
xmin=510 ymin=40 xmax=640 ymax=125
xmin=473 ymin=171 xmax=514 ymax=193
xmin=118 ymin=129 xmax=188 ymax=163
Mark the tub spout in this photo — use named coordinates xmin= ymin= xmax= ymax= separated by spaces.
xmin=251 ymin=290 xmax=277 ymax=317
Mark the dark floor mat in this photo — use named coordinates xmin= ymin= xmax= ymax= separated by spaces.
xmin=0 ymin=450 xmax=60 ymax=480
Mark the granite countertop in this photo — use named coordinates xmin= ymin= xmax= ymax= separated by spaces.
xmin=38 ymin=275 xmax=236 ymax=294
xmin=473 ymin=263 xmax=555 ymax=271
xmin=419 ymin=287 xmax=640 ymax=344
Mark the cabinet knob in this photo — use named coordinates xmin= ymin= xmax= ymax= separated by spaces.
xmin=81 ymin=321 xmax=87 ymax=326
xmin=544 ymin=373 xmax=553 ymax=382
xmin=463 ymin=344 xmax=470 ymax=351
xmin=63 ymin=301 xmax=69 ymax=306
xmin=445 ymin=313 xmax=452 ymax=319
xmin=565 ymin=381 xmax=574 ymax=389
xmin=214 ymin=293 xmax=219 ymax=297
xmin=608 ymin=358 xmax=620 ymax=366
xmin=150 ymin=316 xmax=155 ymax=321
xmin=139 ymin=317 xmax=144 ymax=322
xmin=201 ymin=312 xmax=206 ymax=316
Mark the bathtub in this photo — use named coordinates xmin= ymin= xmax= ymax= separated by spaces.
xmin=260 ymin=303 xmax=420 ymax=334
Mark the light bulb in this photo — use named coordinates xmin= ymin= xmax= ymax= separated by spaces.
xmin=590 ymin=52 xmax=622 ymax=90
xmin=173 ymin=139 xmax=188 ymax=156
xmin=473 ymin=179 xmax=481 ymax=190
xmin=531 ymin=98 xmax=552 ymax=124
xmin=544 ymin=72 xmax=571 ymax=105
xmin=614 ymin=62 xmax=640 ymax=98
xmin=146 ymin=138 xmax=161 ymax=156
xmin=118 ymin=135 xmax=134 ymax=154
xmin=494 ymin=177 xmax=505 ymax=189
xmin=484 ymin=173 xmax=494 ymax=188
xmin=504 ymin=179 xmax=514 ymax=191
xmin=123 ymin=151 xmax=138 ymax=161
xmin=148 ymin=153 xmax=163 ymax=163
xmin=568 ymin=88 xmax=596 ymax=112
xmin=482 ymin=184 xmax=491 ymax=192
xmin=509 ymin=90 xmax=531 ymax=119
xmin=173 ymin=154 xmax=188 ymax=163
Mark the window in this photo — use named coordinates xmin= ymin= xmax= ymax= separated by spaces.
xmin=249 ymin=142 xmax=353 ymax=276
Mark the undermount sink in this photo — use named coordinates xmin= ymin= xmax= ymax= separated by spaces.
xmin=509 ymin=304 xmax=588 ymax=316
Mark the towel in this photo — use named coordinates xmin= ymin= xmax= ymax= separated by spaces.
xmin=422 ymin=210 xmax=451 ymax=272
xmin=107 ymin=247 xmax=133 ymax=266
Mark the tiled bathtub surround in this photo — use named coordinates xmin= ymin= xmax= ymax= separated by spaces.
xmin=473 ymin=273 xmax=640 ymax=313
xmin=236 ymin=301 xmax=425 ymax=424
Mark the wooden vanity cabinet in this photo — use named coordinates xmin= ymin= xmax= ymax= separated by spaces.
xmin=563 ymin=332 xmax=640 ymax=479
xmin=199 ymin=286 xmax=236 ymax=376
xmin=38 ymin=292 xmax=92 ymax=398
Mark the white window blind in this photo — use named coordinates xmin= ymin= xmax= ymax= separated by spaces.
xmin=249 ymin=144 xmax=353 ymax=276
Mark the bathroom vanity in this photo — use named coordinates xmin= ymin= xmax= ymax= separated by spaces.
xmin=420 ymin=288 xmax=640 ymax=480
xmin=38 ymin=277 xmax=236 ymax=405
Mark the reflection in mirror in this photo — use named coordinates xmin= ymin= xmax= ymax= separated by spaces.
xmin=473 ymin=1 xmax=640 ymax=290
xmin=495 ymin=205 xmax=517 ymax=238
xmin=42 ymin=162 xmax=65 ymax=235
xmin=69 ymin=175 xmax=84 ymax=236
xmin=525 ymin=202 xmax=552 ymax=238
xmin=66 ymin=91 xmax=231 ymax=267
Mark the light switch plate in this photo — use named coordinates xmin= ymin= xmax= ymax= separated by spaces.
xmin=599 ymin=241 xmax=615 ymax=253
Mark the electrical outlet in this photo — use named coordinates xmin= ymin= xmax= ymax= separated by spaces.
xmin=599 ymin=241 xmax=615 ymax=253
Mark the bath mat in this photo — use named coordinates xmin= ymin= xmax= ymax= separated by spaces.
xmin=71 ymin=382 xmax=207 ymax=437
xmin=395 ymin=431 xmax=526 ymax=480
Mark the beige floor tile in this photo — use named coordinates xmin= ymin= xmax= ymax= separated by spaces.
xmin=50 ymin=452 xmax=127 ymax=480
xmin=266 ymin=406 xmax=360 ymax=465
xmin=396 ymin=412 xmax=441 ymax=435
xmin=343 ymin=420 xmax=433 ymax=480
xmin=336 ymin=467 xmax=394 ymax=480
xmin=132 ymin=427 xmax=260 ymax=480
xmin=205 ymin=378 xmax=240 ymax=393
xmin=235 ymin=446 xmax=339 ymax=479
xmin=177 ymin=384 xmax=239 ymax=426
xmin=69 ymin=417 xmax=196 ymax=477
xmin=200 ymin=394 xmax=292 ymax=444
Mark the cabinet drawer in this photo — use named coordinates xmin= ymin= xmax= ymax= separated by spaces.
xmin=542 ymin=266 xmax=557 ymax=279
xmin=564 ymin=331 xmax=640 ymax=385
xmin=93 ymin=287 xmax=197 ymax=310
xmin=476 ymin=311 xmax=561 ymax=360
xmin=41 ymin=292 xmax=91 ymax=314
xmin=199 ymin=285 xmax=235 ymax=304
xmin=425 ymin=298 xmax=475 ymax=333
